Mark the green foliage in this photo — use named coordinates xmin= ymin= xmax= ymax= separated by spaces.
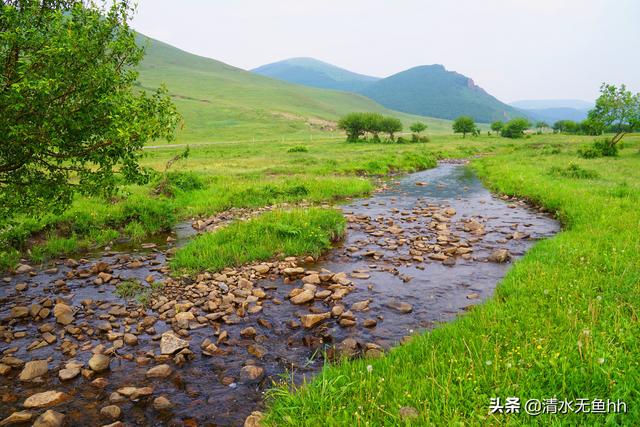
xmin=500 ymin=117 xmax=531 ymax=138
xmin=553 ymin=119 xmax=580 ymax=133
xmin=409 ymin=121 xmax=427 ymax=134
xmin=380 ymin=116 xmax=403 ymax=140
xmin=115 ymin=279 xmax=144 ymax=299
xmin=287 ymin=145 xmax=309 ymax=153
xmin=578 ymin=138 xmax=619 ymax=159
xmin=549 ymin=163 xmax=600 ymax=179
xmin=0 ymin=0 xmax=180 ymax=220
xmin=338 ymin=112 xmax=403 ymax=142
xmin=588 ymin=83 xmax=640 ymax=145
xmin=154 ymin=171 xmax=205 ymax=197
xmin=452 ymin=116 xmax=476 ymax=138
xmin=490 ymin=121 xmax=503 ymax=133
xmin=171 ymin=208 xmax=346 ymax=273
xmin=115 ymin=279 xmax=162 ymax=306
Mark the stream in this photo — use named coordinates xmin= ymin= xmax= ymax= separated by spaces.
xmin=0 ymin=163 xmax=559 ymax=426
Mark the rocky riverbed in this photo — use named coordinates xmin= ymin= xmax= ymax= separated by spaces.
xmin=0 ymin=163 xmax=559 ymax=426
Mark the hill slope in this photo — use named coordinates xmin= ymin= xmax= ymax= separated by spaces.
xmin=136 ymin=37 xmax=450 ymax=142
xmin=360 ymin=65 xmax=523 ymax=123
xmin=251 ymin=58 xmax=380 ymax=93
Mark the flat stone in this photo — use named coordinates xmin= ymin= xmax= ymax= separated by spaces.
xmin=19 ymin=360 xmax=48 ymax=381
xmin=160 ymin=332 xmax=189 ymax=355
xmin=244 ymin=411 xmax=264 ymax=427
xmin=385 ymin=301 xmax=413 ymax=314
xmin=290 ymin=289 xmax=314 ymax=305
xmin=33 ymin=410 xmax=64 ymax=427
xmin=240 ymin=365 xmax=264 ymax=382
xmin=153 ymin=395 xmax=173 ymax=411
xmin=88 ymin=353 xmax=111 ymax=372
xmin=53 ymin=303 xmax=74 ymax=325
xmin=300 ymin=312 xmax=331 ymax=328
xmin=100 ymin=405 xmax=122 ymax=421
xmin=146 ymin=364 xmax=172 ymax=379
xmin=0 ymin=411 xmax=33 ymax=426
xmin=10 ymin=306 xmax=29 ymax=319
xmin=23 ymin=391 xmax=68 ymax=408
xmin=116 ymin=386 xmax=153 ymax=400
xmin=15 ymin=264 xmax=33 ymax=274
xmin=58 ymin=366 xmax=80 ymax=381
xmin=488 ymin=249 xmax=511 ymax=263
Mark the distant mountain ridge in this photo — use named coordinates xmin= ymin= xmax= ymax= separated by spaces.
xmin=252 ymin=59 xmax=524 ymax=123
xmin=510 ymin=99 xmax=594 ymax=123
xmin=252 ymin=57 xmax=380 ymax=92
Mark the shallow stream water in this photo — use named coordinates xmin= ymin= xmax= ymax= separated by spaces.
xmin=0 ymin=163 xmax=559 ymax=426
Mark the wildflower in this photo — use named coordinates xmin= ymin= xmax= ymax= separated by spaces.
xmin=598 ymin=358 xmax=605 ymax=364
xmin=367 ymin=365 xmax=373 ymax=373
xmin=486 ymin=360 xmax=493 ymax=366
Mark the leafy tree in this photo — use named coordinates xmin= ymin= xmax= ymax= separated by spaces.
xmin=579 ymin=118 xmax=605 ymax=136
xmin=452 ymin=116 xmax=475 ymax=138
xmin=588 ymin=83 xmax=640 ymax=146
xmin=410 ymin=122 xmax=427 ymax=135
xmin=338 ymin=112 xmax=368 ymax=142
xmin=380 ymin=116 xmax=402 ymax=140
xmin=501 ymin=118 xmax=531 ymax=138
xmin=0 ymin=0 xmax=180 ymax=219
xmin=553 ymin=120 xmax=580 ymax=134
xmin=535 ymin=121 xmax=549 ymax=132
xmin=363 ymin=112 xmax=384 ymax=139
xmin=490 ymin=121 xmax=504 ymax=134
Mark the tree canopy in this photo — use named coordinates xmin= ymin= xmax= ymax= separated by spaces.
xmin=501 ymin=118 xmax=531 ymax=138
xmin=0 ymin=0 xmax=180 ymax=219
xmin=452 ymin=116 xmax=475 ymax=138
xmin=410 ymin=121 xmax=427 ymax=134
xmin=588 ymin=83 xmax=640 ymax=145
xmin=490 ymin=121 xmax=504 ymax=133
xmin=338 ymin=112 xmax=403 ymax=142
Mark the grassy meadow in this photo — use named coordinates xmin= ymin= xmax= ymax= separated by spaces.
xmin=137 ymin=35 xmax=453 ymax=143
xmin=264 ymin=135 xmax=640 ymax=426
xmin=3 ymin=121 xmax=639 ymax=426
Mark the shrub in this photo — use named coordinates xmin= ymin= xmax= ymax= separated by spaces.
xmin=578 ymin=138 xmax=619 ymax=159
xmin=501 ymin=118 xmax=531 ymax=138
xmin=287 ymin=145 xmax=308 ymax=153
xmin=154 ymin=171 xmax=204 ymax=197
xmin=549 ymin=163 xmax=600 ymax=179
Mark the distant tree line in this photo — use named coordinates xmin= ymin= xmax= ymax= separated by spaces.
xmin=453 ymin=116 xmax=533 ymax=139
xmin=338 ymin=112 xmax=429 ymax=143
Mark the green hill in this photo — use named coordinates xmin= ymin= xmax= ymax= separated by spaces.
xmin=252 ymin=57 xmax=380 ymax=93
xmin=136 ymin=36 xmax=450 ymax=142
xmin=360 ymin=65 xmax=524 ymax=123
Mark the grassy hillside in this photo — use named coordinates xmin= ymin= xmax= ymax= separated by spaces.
xmin=136 ymin=36 xmax=451 ymax=142
xmin=361 ymin=65 xmax=524 ymax=123
xmin=252 ymin=57 xmax=379 ymax=92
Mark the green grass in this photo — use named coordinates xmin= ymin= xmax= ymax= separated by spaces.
xmin=136 ymin=34 xmax=453 ymax=144
xmin=2 ymin=135 xmax=449 ymax=268
xmin=264 ymin=135 xmax=640 ymax=426
xmin=171 ymin=208 xmax=345 ymax=273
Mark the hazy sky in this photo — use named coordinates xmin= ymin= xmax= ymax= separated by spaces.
xmin=131 ymin=0 xmax=640 ymax=102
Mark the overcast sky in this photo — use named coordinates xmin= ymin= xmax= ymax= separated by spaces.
xmin=131 ymin=0 xmax=639 ymax=103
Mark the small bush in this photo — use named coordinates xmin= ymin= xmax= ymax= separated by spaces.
xmin=578 ymin=138 xmax=619 ymax=159
xmin=154 ymin=171 xmax=205 ymax=197
xmin=549 ymin=163 xmax=600 ymax=179
xmin=287 ymin=145 xmax=308 ymax=153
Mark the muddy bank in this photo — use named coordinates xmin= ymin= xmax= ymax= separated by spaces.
xmin=0 ymin=163 xmax=559 ymax=426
